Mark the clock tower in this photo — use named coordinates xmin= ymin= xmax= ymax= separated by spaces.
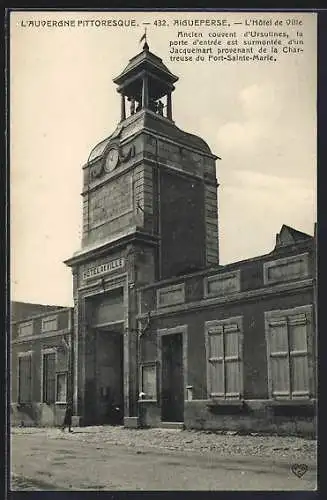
xmin=64 ymin=40 xmax=220 ymax=426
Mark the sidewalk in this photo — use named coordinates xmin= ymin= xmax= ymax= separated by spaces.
xmin=11 ymin=425 xmax=317 ymax=464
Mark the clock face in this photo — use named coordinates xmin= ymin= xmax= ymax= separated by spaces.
xmin=105 ymin=148 xmax=119 ymax=172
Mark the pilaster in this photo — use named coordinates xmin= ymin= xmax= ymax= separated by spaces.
xmin=125 ymin=244 xmax=138 ymax=418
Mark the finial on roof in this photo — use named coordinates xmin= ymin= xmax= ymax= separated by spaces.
xmin=139 ymin=27 xmax=149 ymax=51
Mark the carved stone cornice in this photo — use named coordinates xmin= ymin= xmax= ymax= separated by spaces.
xmin=64 ymin=229 xmax=159 ymax=268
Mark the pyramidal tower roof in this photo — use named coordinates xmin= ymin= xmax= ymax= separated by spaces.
xmin=113 ymin=41 xmax=179 ymax=87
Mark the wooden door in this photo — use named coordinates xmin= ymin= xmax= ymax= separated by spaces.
xmin=161 ymin=333 xmax=184 ymax=422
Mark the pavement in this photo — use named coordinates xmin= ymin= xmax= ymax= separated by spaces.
xmin=10 ymin=426 xmax=317 ymax=491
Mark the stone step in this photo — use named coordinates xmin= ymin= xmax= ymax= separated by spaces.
xmin=160 ymin=422 xmax=185 ymax=430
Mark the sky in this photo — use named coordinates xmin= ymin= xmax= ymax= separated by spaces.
xmin=10 ymin=11 xmax=317 ymax=307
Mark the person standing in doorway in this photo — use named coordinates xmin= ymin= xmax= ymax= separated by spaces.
xmin=61 ymin=401 xmax=73 ymax=432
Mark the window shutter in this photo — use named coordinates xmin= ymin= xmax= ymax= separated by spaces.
xmin=207 ymin=322 xmax=242 ymax=398
xmin=224 ymin=324 xmax=241 ymax=397
xmin=19 ymin=356 xmax=32 ymax=403
xmin=268 ymin=320 xmax=290 ymax=397
xmin=208 ymin=327 xmax=224 ymax=359
xmin=289 ymin=315 xmax=309 ymax=397
xmin=289 ymin=315 xmax=308 ymax=352
xmin=208 ymin=327 xmax=224 ymax=396
xmin=43 ymin=352 xmax=56 ymax=404
xmin=209 ymin=359 xmax=224 ymax=396
xmin=224 ymin=325 xmax=239 ymax=356
xmin=48 ymin=353 xmax=56 ymax=404
xmin=18 ymin=358 xmax=24 ymax=403
xmin=56 ymin=373 xmax=67 ymax=403
xmin=56 ymin=349 xmax=68 ymax=372
xmin=141 ymin=365 xmax=157 ymax=400
xmin=43 ymin=355 xmax=47 ymax=402
xmin=20 ymin=358 xmax=27 ymax=402
xmin=27 ymin=355 xmax=32 ymax=401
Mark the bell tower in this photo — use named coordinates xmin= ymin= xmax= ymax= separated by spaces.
xmin=65 ymin=39 xmax=220 ymax=426
xmin=114 ymin=39 xmax=176 ymax=123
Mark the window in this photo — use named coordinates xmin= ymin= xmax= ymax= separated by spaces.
xmin=140 ymin=363 xmax=157 ymax=401
xmin=18 ymin=321 xmax=33 ymax=337
xmin=42 ymin=351 xmax=56 ymax=404
xmin=205 ymin=317 xmax=243 ymax=399
xmin=265 ymin=306 xmax=312 ymax=399
xmin=56 ymin=373 xmax=67 ymax=403
xmin=41 ymin=315 xmax=58 ymax=333
xmin=18 ymin=352 xmax=32 ymax=403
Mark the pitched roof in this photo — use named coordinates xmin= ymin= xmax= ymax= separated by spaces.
xmin=11 ymin=301 xmax=67 ymax=322
xmin=275 ymin=224 xmax=313 ymax=248
xmin=113 ymin=46 xmax=178 ymax=86
xmin=88 ymin=109 xmax=214 ymax=163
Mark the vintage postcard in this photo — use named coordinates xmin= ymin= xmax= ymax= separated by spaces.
xmin=9 ymin=9 xmax=317 ymax=491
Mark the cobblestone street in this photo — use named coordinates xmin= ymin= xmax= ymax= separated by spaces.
xmin=11 ymin=426 xmax=317 ymax=491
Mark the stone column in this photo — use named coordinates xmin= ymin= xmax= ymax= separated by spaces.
xmin=142 ymin=75 xmax=149 ymax=109
xmin=167 ymin=92 xmax=172 ymax=120
xmin=121 ymin=94 xmax=126 ymax=121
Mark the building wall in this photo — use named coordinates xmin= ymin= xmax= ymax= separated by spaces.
xmin=67 ymin=112 xmax=220 ymax=425
xmin=11 ymin=307 xmax=73 ymax=427
xmin=137 ymin=239 xmax=316 ymax=435
xmin=183 ymin=400 xmax=316 ymax=437
xmin=159 ymin=170 xmax=205 ymax=279
xmin=139 ymin=242 xmax=314 ymax=316
xmin=140 ymin=287 xmax=314 ymax=394
xmin=81 ymin=135 xmax=145 ymax=247
xmin=11 ymin=237 xmax=316 ymax=436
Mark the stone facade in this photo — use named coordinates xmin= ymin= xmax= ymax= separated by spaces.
xmin=136 ymin=233 xmax=316 ymax=435
xmin=62 ymin=42 xmax=221 ymax=428
xmin=10 ymin=43 xmax=317 ymax=436
xmin=11 ymin=306 xmax=73 ymax=427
